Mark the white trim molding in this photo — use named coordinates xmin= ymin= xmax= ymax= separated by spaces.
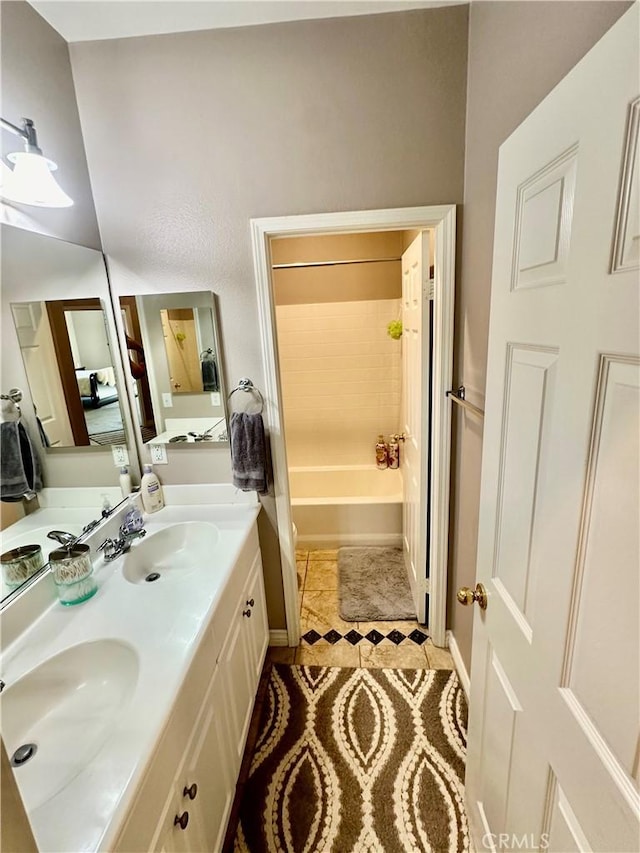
xmin=447 ymin=630 xmax=470 ymax=701
xmin=268 ymin=629 xmax=289 ymax=647
xmin=251 ymin=205 xmax=457 ymax=647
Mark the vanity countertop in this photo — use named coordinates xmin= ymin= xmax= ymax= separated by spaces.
xmin=1 ymin=500 xmax=260 ymax=853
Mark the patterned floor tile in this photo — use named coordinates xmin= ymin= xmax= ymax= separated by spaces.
xmin=360 ymin=642 xmax=428 ymax=669
xmin=357 ymin=619 xmax=424 ymax=638
xmin=364 ymin=629 xmax=385 ymax=645
xmin=408 ymin=628 xmax=429 ymax=645
xmin=386 ymin=629 xmax=407 ymax=646
xmin=301 ymin=629 xmax=322 ymax=645
xmin=323 ymin=629 xmax=342 ymax=645
xmin=425 ymin=640 xmax=455 ymax=669
xmin=304 ymin=560 xmax=338 ymax=590
xmin=295 ymin=643 xmax=359 ymax=667
xmin=307 ymin=549 xmax=339 ymax=561
xmin=344 ymin=629 xmax=363 ymax=645
xmin=295 ymin=550 xmax=309 ymax=561
xmin=300 ymin=590 xmax=352 ymax=635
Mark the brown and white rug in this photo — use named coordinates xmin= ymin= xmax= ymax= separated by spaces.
xmin=233 ymin=664 xmax=469 ymax=852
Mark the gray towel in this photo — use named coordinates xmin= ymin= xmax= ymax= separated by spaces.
xmin=230 ymin=412 xmax=268 ymax=494
xmin=1 ymin=421 xmax=43 ymax=502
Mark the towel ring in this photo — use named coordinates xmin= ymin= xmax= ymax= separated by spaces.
xmin=228 ymin=378 xmax=264 ymax=414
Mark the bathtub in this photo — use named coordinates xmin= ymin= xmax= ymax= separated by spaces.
xmin=289 ymin=465 xmax=403 ymax=548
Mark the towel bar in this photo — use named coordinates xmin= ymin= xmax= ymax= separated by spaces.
xmin=446 ymin=385 xmax=484 ymax=419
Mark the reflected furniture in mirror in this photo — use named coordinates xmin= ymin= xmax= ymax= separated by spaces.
xmin=117 ymin=291 xmax=228 ymax=445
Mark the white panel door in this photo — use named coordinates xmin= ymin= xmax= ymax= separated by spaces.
xmin=466 ymin=8 xmax=639 ymax=853
xmin=11 ymin=302 xmax=73 ymax=447
xmin=401 ymin=232 xmax=430 ymax=624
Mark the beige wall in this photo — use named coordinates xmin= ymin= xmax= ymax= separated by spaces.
xmin=450 ymin=0 xmax=632 ymax=671
xmin=276 ymin=298 xmax=402 ymax=467
xmin=0 ymin=0 xmax=100 ymax=249
xmin=69 ymin=7 xmax=469 ymax=630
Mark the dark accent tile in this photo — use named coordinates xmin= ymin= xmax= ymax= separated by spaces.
xmin=323 ymin=630 xmax=342 ymax=645
xmin=364 ymin=629 xmax=385 ymax=646
xmin=302 ymin=629 xmax=322 ymax=645
xmin=386 ymin=629 xmax=406 ymax=645
xmin=344 ymin=629 xmax=363 ymax=645
xmin=408 ymin=629 xmax=429 ymax=646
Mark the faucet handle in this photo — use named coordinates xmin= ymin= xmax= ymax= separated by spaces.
xmin=47 ymin=530 xmax=77 ymax=546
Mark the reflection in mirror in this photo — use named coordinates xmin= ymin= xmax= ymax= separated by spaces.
xmin=11 ymin=298 xmax=127 ymax=448
xmin=119 ymin=292 xmax=228 ymax=445
xmin=2 ymin=225 xmax=135 ymax=605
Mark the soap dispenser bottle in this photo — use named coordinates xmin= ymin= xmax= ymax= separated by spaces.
xmin=140 ymin=464 xmax=165 ymax=513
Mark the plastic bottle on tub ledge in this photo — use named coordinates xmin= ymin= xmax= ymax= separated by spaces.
xmin=375 ymin=434 xmax=388 ymax=470
xmin=388 ymin=435 xmax=400 ymax=469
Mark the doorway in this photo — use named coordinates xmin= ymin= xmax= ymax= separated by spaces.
xmin=251 ymin=205 xmax=456 ymax=647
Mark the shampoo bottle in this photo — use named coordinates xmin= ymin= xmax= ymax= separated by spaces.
xmin=140 ymin=464 xmax=165 ymax=513
xmin=388 ymin=435 xmax=400 ymax=469
xmin=375 ymin=434 xmax=388 ymax=470
xmin=119 ymin=466 xmax=133 ymax=498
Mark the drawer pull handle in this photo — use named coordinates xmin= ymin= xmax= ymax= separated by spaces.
xmin=246 ymin=598 xmax=255 ymax=607
xmin=174 ymin=811 xmax=189 ymax=830
xmin=242 ymin=609 xmax=252 ymax=618
xmin=183 ymin=783 xmax=198 ymax=800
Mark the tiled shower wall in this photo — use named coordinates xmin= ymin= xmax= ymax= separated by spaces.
xmin=276 ymin=299 xmax=402 ymax=467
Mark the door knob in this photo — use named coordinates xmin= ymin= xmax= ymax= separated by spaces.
xmin=246 ymin=598 xmax=254 ymax=607
xmin=242 ymin=608 xmax=252 ymax=618
xmin=183 ymin=783 xmax=198 ymax=800
xmin=456 ymin=583 xmax=487 ymax=610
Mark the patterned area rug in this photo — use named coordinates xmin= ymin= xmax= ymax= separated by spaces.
xmin=233 ymin=665 xmax=468 ymax=852
xmin=339 ymin=546 xmax=416 ymax=620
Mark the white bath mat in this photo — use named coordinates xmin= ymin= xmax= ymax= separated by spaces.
xmin=338 ymin=546 xmax=416 ymax=621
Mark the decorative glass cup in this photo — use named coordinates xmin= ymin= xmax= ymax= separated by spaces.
xmin=49 ymin=544 xmax=97 ymax=606
xmin=1 ymin=545 xmax=45 ymax=591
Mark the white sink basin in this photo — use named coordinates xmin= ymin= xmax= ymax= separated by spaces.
xmin=122 ymin=521 xmax=220 ymax=584
xmin=2 ymin=639 xmax=139 ymax=812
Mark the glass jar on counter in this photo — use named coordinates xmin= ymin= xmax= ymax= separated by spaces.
xmin=49 ymin=544 xmax=97 ymax=606
xmin=1 ymin=545 xmax=44 ymax=591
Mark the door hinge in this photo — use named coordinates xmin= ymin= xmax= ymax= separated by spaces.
xmin=420 ymin=578 xmax=431 ymax=594
xmin=423 ymin=280 xmax=434 ymax=300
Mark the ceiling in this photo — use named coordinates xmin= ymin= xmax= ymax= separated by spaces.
xmin=28 ymin=0 xmax=465 ymax=43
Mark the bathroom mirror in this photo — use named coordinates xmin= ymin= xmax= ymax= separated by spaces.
xmin=1 ymin=224 xmax=136 ymax=605
xmin=118 ymin=291 xmax=228 ymax=445
xmin=10 ymin=297 xmax=128 ymax=448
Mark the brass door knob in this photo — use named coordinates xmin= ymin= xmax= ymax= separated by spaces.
xmin=456 ymin=583 xmax=487 ymax=610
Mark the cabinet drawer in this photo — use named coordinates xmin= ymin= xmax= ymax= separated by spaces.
xmin=113 ymin=626 xmax=217 ymax=852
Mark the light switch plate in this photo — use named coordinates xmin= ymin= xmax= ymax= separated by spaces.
xmin=149 ymin=443 xmax=168 ymax=464
xmin=162 ymin=393 xmax=173 ymax=408
xmin=112 ymin=445 xmax=129 ymax=467
xmin=210 ymin=392 xmax=221 ymax=406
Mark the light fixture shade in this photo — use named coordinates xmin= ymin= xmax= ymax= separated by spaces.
xmin=2 ymin=151 xmax=73 ymax=208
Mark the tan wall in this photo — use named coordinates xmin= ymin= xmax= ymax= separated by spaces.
xmin=0 ymin=0 xmax=100 ymax=249
xmin=450 ymin=0 xmax=632 ymax=671
xmin=70 ymin=7 xmax=469 ymax=631
xmin=276 ymin=298 xmax=401 ymax=467
xmin=273 ymin=232 xmax=403 ymax=304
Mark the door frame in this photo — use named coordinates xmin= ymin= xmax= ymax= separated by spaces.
xmin=250 ymin=205 xmax=456 ymax=647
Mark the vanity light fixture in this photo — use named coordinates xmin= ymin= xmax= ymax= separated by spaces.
xmin=0 ymin=117 xmax=73 ymax=208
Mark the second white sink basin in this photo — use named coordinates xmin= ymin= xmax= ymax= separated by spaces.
xmin=122 ymin=521 xmax=220 ymax=584
xmin=2 ymin=639 xmax=139 ymax=812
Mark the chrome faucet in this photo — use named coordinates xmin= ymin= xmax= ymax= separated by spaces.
xmin=98 ymin=524 xmax=146 ymax=562
xmin=47 ymin=530 xmax=77 ymax=547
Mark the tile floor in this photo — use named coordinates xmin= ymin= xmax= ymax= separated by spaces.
xmin=268 ymin=548 xmax=455 ymax=669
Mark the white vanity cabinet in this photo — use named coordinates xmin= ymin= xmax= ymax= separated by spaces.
xmin=113 ymin=525 xmax=268 ymax=853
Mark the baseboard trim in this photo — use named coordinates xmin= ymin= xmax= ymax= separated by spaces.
xmin=296 ymin=533 xmax=403 ymax=548
xmin=269 ymin=629 xmax=289 ymax=647
xmin=446 ymin=630 xmax=470 ymax=701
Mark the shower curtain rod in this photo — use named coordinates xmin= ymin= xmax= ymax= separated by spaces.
xmin=271 ymin=256 xmax=401 ymax=270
